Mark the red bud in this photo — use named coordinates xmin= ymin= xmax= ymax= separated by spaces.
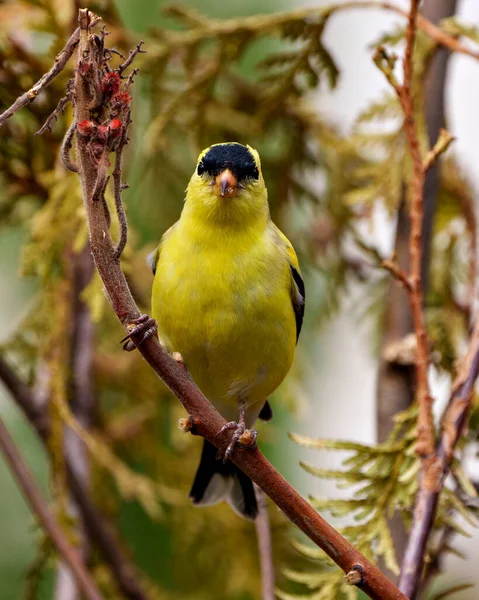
xmin=77 ymin=120 xmax=96 ymax=138
xmin=97 ymin=125 xmax=108 ymax=140
xmin=101 ymin=72 xmax=121 ymax=97
xmin=108 ymin=118 xmax=123 ymax=138
xmin=112 ymin=91 xmax=131 ymax=110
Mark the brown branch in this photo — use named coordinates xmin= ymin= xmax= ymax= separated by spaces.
xmin=381 ymin=258 xmax=412 ymax=290
xmin=254 ymin=485 xmax=275 ymax=600
xmin=400 ymin=0 xmax=436 ymax=458
xmin=0 ymin=356 xmax=50 ymax=440
xmin=0 ymin=22 xmax=97 ymax=130
xmin=398 ymin=324 xmax=479 ymax=598
xmin=423 ymin=128 xmax=455 ymax=172
xmin=375 ymin=0 xmax=435 ymax=460
xmin=374 ymin=1 xmax=474 ymax=597
xmin=0 ymin=417 xmax=103 ymax=600
xmin=376 ymin=0 xmax=458 ymax=576
xmin=36 ymin=94 xmax=71 ymax=136
xmin=69 ymin=9 xmax=406 ymax=600
xmin=118 ymin=41 xmax=145 ymax=75
xmin=0 ymin=358 xmax=150 ymax=600
xmin=112 ymin=138 xmax=128 ymax=259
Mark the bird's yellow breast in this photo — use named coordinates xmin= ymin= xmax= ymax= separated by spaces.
xmin=152 ymin=219 xmax=296 ymax=421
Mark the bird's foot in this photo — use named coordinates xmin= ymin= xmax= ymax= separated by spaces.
xmin=216 ymin=421 xmax=258 ymax=463
xmin=121 ymin=314 xmax=158 ymax=351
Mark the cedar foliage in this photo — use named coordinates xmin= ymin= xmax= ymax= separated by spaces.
xmin=0 ymin=1 xmax=478 ymax=598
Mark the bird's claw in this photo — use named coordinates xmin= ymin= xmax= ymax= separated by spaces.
xmin=216 ymin=421 xmax=258 ymax=463
xmin=121 ymin=314 xmax=158 ymax=351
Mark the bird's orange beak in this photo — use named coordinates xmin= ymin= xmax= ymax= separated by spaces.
xmin=214 ymin=169 xmax=238 ymax=198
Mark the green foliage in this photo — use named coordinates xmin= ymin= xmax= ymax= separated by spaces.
xmin=285 ymin=404 xmax=478 ymax=598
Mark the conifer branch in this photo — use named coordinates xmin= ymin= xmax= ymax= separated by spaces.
xmin=156 ymin=2 xmax=479 ymax=65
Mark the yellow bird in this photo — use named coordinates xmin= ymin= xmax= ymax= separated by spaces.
xmin=133 ymin=143 xmax=304 ymax=519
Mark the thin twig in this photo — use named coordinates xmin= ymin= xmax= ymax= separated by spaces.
xmin=0 ymin=19 xmax=97 ymax=130
xmin=0 ymin=417 xmax=103 ymax=600
xmin=376 ymin=0 xmax=458 ymax=572
xmin=61 ymin=120 xmax=79 ymax=172
xmin=254 ymin=485 xmax=275 ymax=600
xmin=36 ymin=94 xmax=71 ymax=136
xmin=375 ymin=0 xmax=435 ymax=459
xmin=423 ymin=128 xmax=455 ymax=172
xmin=118 ymin=41 xmax=145 ymax=75
xmin=69 ymin=10 xmax=406 ymax=600
xmin=381 ymin=258 xmax=412 ymax=290
xmin=113 ymin=140 xmax=128 ymax=259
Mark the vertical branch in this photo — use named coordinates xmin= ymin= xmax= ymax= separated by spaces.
xmin=0 ymin=417 xmax=103 ymax=600
xmin=254 ymin=485 xmax=275 ymax=600
xmin=400 ymin=0 xmax=435 ymax=460
xmin=55 ymin=243 xmax=95 ymax=600
xmin=398 ymin=324 xmax=479 ymax=598
xmin=376 ymin=0 xmax=457 ymax=572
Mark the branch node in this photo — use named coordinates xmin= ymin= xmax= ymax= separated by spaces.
xmin=423 ymin=128 xmax=455 ymax=172
xmin=178 ymin=416 xmax=196 ymax=434
xmin=345 ymin=565 xmax=364 ymax=587
xmin=381 ymin=258 xmax=412 ymax=290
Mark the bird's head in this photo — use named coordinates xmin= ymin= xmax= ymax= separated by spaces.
xmin=185 ymin=143 xmax=268 ymax=226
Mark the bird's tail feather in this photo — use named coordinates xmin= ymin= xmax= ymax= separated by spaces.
xmin=189 ymin=440 xmax=258 ymax=519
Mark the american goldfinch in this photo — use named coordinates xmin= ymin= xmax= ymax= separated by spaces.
xmin=147 ymin=143 xmax=305 ymax=519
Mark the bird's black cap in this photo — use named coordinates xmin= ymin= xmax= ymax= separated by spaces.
xmin=197 ymin=143 xmax=259 ymax=181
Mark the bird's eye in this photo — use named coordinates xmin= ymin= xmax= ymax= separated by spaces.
xmin=197 ymin=161 xmax=205 ymax=176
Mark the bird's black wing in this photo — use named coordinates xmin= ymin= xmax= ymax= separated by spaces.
xmin=291 ymin=264 xmax=305 ymax=343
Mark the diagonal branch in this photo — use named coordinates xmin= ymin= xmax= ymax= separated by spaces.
xmin=398 ymin=324 xmax=479 ymax=598
xmin=70 ymin=9 xmax=405 ymax=600
xmin=0 ymin=21 xmax=96 ymax=130
xmin=0 ymin=356 xmax=50 ymax=440
xmin=0 ymin=352 xmax=149 ymax=600
xmin=0 ymin=417 xmax=103 ymax=600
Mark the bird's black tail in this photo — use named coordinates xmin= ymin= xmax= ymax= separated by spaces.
xmin=189 ymin=440 xmax=258 ymax=519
